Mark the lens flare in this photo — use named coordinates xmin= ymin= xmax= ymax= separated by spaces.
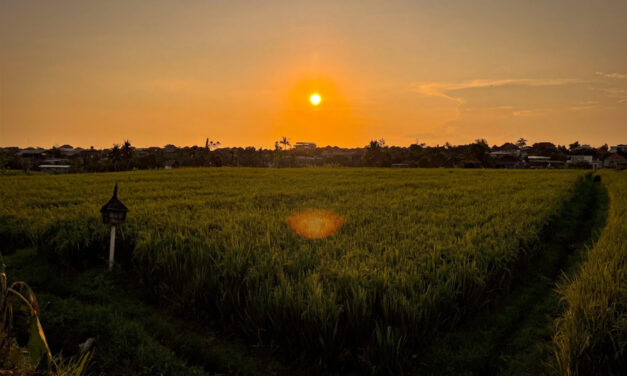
xmin=287 ymin=209 xmax=344 ymax=239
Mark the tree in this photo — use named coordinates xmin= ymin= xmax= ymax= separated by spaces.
xmin=279 ymin=136 xmax=291 ymax=150
xmin=474 ymin=138 xmax=489 ymax=149
xmin=364 ymin=139 xmax=389 ymax=167
xmin=368 ymin=140 xmax=382 ymax=151
xmin=119 ymin=140 xmax=136 ymax=170
xmin=569 ymin=141 xmax=580 ymax=151
xmin=516 ymin=138 xmax=527 ymax=148
xmin=109 ymin=144 xmax=121 ymax=171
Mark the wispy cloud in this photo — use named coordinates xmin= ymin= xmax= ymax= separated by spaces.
xmin=569 ymin=101 xmax=599 ymax=111
xmin=595 ymin=71 xmax=627 ymax=79
xmin=513 ymin=109 xmax=546 ymax=117
xmin=414 ymin=78 xmax=580 ymax=103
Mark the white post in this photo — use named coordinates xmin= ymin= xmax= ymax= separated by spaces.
xmin=108 ymin=225 xmax=116 ymax=271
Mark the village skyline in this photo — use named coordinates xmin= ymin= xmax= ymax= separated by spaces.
xmin=3 ymin=138 xmax=626 ymax=173
xmin=2 ymin=137 xmax=625 ymax=151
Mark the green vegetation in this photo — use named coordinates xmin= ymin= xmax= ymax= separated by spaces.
xmin=554 ymin=170 xmax=627 ymax=375
xmin=420 ymin=175 xmax=610 ymax=375
xmin=1 ymin=261 xmax=90 ymax=376
xmin=1 ymin=168 xmax=592 ymax=373
xmin=3 ymin=248 xmax=290 ymax=376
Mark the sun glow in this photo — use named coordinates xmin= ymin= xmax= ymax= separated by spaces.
xmin=309 ymin=93 xmax=321 ymax=106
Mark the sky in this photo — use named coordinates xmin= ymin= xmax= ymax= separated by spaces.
xmin=1 ymin=0 xmax=626 ymax=149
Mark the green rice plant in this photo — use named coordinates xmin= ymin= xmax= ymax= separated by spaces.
xmin=553 ymin=171 xmax=627 ymax=375
xmin=0 ymin=168 xmax=587 ymax=371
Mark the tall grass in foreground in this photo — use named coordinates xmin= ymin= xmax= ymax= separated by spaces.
xmin=554 ymin=171 xmax=626 ymax=375
xmin=0 ymin=168 xmax=585 ymax=372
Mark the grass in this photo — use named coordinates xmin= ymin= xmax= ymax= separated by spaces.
xmin=1 ymin=167 xmax=603 ymax=372
xmin=553 ymin=170 xmax=627 ymax=376
xmin=418 ymin=174 xmax=609 ymax=375
xmin=3 ymin=248 xmax=293 ymax=376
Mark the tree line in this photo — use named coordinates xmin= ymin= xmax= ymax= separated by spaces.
xmin=0 ymin=137 xmax=618 ymax=173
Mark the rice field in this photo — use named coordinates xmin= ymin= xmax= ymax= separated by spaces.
xmin=554 ymin=170 xmax=627 ymax=375
xmin=3 ymin=168 xmax=622 ymax=374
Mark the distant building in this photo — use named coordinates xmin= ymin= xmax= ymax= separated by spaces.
xmin=489 ymin=150 xmax=520 ymax=168
xmin=497 ymin=142 xmax=518 ymax=151
xmin=39 ymin=158 xmax=70 ymax=166
xmin=39 ymin=164 xmax=70 ymax=174
xmin=569 ymin=155 xmax=593 ymax=163
xmin=609 ymin=144 xmax=627 ymax=154
xmin=55 ymin=145 xmax=81 ymax=157
xmin=526 ymin=155 xmax=564 ymax=168
xmin=567 ymin=155 xmax=602 ymax=169
xmin=294 ymin=142 xmax=317 ymax=150
xmin=532 ymin=142 xmax=556 ymax=149
xmin=18 ymin=148 xmax=46 ymax=160
xmin=604 ymin=153 xmax=627 ymax=169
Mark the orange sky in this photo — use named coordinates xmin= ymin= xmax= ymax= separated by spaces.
xmin=1 ymin=0 xmax=626 ymax=149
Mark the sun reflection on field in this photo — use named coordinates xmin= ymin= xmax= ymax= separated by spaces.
xmin=286 ymin=209 xmax=345 ymax=239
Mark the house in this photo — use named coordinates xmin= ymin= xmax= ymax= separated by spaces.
xmin=489 ymin=151 xmax=520 ymax=168
xmin=567 ymin=155 xmax=603 ymax=169
xmin=58 ymin=144 xmax=80 ymax=157
xmin=569 ymin=155 xmax=593 ymax=164
xmin=609 ymin=144 xmax=627 ymax=154
xmin=294 ymin=142 xmax=317 ymax=151
xmin=39 ymin=158 xmax=70 ymax=166
xmin=526 ymin=155 xmax=564 ymax=168
xmin=18 ymin=148 xmax=46 ymax=160
xmin=164 ymin=160 xmax=179 ymax=169
xmin=497 ymin=142 xmax=519 ymax=151
xmin=489 ymin=150 xmax=520 ymax=157
xmin=604 ymin=153 xmax=627 ymax=169
xmin=39 ymin=164 xmax=70 ymax=174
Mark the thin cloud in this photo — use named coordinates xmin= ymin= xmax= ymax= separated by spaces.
xmin=568 ymin=101 xmax=599 ymax=111
xmin=513 ymin=109 xmax=546 ymax=117
xmin=600 ymin=88 xmax=627 ymax=103
xmin=414 ymin=78 xmax=580 ymax=103
xmin=595 ymin=71 xmax=627 ymax=79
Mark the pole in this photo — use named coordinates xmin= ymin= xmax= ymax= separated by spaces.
xmin=108 ymin=225 xmax=116 ymax=271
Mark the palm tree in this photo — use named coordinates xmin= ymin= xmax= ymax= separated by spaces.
xmin=279 ymin=136 xmax=291 ymax=150
xmin=120 ymin=140 xmax=136 ymax=170
xmin=109 ymin=144 xmax=121 ymax=171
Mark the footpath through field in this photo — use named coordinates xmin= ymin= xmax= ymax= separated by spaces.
xmin=418 ymin=176 xmax=609 ymax=375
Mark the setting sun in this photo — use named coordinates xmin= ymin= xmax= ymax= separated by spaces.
xmin=309 ymin=93 xmax=321 ymax=106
